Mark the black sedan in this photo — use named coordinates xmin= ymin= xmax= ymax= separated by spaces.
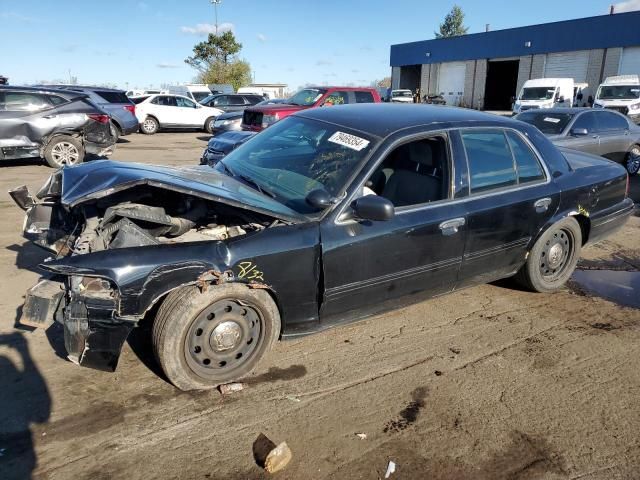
xmin=11 ymin=104 xmax=633 ymax=390
xmin=515 ymin=108 xmax=640 ymax=175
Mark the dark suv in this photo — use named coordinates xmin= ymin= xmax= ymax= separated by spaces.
xmin=199 ymin=94 xmax=265 ymax=112
xmin=0 ymin=86 xmax=117 ymax=167
xmin=37 ymin=85 xmax=138 ymax=138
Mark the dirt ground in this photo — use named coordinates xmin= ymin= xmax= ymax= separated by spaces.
xmin=1 ymin=132 xmax=639 ymax=480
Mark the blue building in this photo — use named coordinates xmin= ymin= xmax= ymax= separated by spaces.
xmin=389 ymin=11 xmax=640 ymax=110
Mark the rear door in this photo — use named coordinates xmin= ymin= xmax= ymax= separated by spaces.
xmin=594 ymin=111 xmax=632 ymax=162
xmin=456 ymin=128 xmax=560 ymax=287
xmin=226 ymin=95 xmax=248 ymax=112
xmin=566 ymin=111 xmax=601 ymax=155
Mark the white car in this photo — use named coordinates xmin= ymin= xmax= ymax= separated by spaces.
xmin=390 ymin=89 xmax=414 ymax=103
xmin=134 ymin=94 xmax=223 ymax=135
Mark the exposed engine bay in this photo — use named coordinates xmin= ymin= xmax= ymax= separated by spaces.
xmin=42 ymin=186 xmax=276 ymax=257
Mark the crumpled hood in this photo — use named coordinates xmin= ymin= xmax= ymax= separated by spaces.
xmin=53 ymin=160 xmax=303 ymax=222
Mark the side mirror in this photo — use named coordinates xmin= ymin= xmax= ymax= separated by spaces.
xmin=570 ymin=127 xmax=589 ymax=136
xmin=306 ymin=189 xmax=336 ymax=209
xmin=352 ymin=195 xmax=395 ymax=221
xmin=558 ymin=95 xmax=565 ymax=103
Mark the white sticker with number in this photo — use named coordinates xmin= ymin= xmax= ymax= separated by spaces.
xmin=327 ymin=131 xmax=370 ymax=151
xmin=543 ymin=117 xmax=561 ymax=123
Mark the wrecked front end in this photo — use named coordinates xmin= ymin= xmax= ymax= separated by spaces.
xmin=10 ymin=162 xmax=298 ymax=371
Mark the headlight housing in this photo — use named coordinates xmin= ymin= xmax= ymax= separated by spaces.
xmin=629 ymin=103 xmax=640 ymax=111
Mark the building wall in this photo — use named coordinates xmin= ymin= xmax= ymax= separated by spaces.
xmin=472 ymin=60 xmax=487 ymax=109
xmin=603 ymin=47 xmax=623 ymax=79
xmin=391 ymin=67 xmax=401 ymax=90
xmin=420 ymin=64 xmax=431 ymax=94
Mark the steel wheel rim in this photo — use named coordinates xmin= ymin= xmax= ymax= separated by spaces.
xmin=184 ymin=299 xmax=262 ymax=379
xmin=539 ymin=228 xmax=574 ymax=281
xmin=51 ymin=142 xmax=79 ymax=165
xmin=143 ymin=118 xmax=156 ymax=133
xmin=627 ymin=148 xmax=640 ymax=174
xmin=209 ymin=119 xmax=215 ymax=131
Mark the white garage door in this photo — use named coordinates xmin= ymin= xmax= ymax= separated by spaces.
xmin=544 ymin=50 xmax=589 ymax=82
xmin=437 ymin=62 xmax=466 ymax=106
xmin=620 ymin=47 xmax=640 ymax=75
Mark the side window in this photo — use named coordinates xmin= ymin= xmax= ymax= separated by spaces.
xmin=323 ymin=91 xmax=349 ymax=106
xmin=48 ymin=95 xmax=67 ymax=106
xmin=596 ymin=111 xmax=629 ymax=132
xmin=506 ymin=131 xmax=545 ymax=184
xmin=354 ymin=91 xmax=375 ymax=103
xmin=0 ymin=92 xmax=51 ymax=111
xmin=365 ymin=136 xmax=449 ymax=207
xmin=462 ymin=130 xmax=517 ymax=194
xmin=152 ymin=95 xmax=175 ymax=106
xmin=245 ymin=95 xmax=262 ymax=105
xmin=213 ymin=96 xmax=229 ymax=106
xmin=229 ymin=95 xmax=246 ymax=105
xmin=176 ymin=97 xmax=195 ymax=108
xmin=571 ymin=112 xmax=597 ymax=133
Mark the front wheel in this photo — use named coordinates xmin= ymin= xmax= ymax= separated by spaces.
xmin=515 ymin=217 xmax=582 ymax=293
xmin=152 ymin=283 xmax=281 ymax=391
xmin=43 ymin=135 xmax=85 ymax=168
xmin=626 ymin=145 xmax=640 ymax=175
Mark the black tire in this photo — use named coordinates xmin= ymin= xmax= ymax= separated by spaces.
xmin=43 ymin=135 xmax=85 ymax=168
xmin=152 ymin=283 xmax=281 ymax=391
xmin=515 ymin=217 xmax=582 ymax=293
xmin=626 ymin=145 xmax=640 ymax=176
xmin=110 ymin=121 xmax=121 ymax=142
xmin=141 ymin=116 xmax=159 ymax=135
xmin=204 ymin=117 xmax=216 ymax=134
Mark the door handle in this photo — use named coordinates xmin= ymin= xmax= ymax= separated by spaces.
xmin=439 ymin=217 xmax=465 ymax=236
xmin=43 ymin=114 xmax=57 ymax=119
xmin=534 ymin=197 xmax=552 ymax=213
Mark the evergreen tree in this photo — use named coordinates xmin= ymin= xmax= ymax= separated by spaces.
xmin=435 ymin=5 xmax=469 ymax=38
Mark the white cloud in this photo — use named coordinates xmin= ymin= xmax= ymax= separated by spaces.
xmin=257 ymin=33 xmax=267 ymax=42
xmin=316 ymin=59 xmax=333 ymax=66
xmin=180 ymin=22 xmax=234 ymax=35
xmin=612 ymin=0 xmax=640 ymax=12
xmin=157 ymin=62 xmax=180 ymax=69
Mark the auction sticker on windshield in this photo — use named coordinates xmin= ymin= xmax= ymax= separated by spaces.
xmin=328 ymin=131 xmax=370 ymax=151
xmin=544 ymin=117 xmax=561 ymax=123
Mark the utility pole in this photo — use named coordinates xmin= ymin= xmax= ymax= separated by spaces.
xmin=210 ymin=0 xmax=222 ymax=34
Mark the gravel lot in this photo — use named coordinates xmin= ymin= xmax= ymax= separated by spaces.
xmin=1 ymin=132 xmax=639 ymax=480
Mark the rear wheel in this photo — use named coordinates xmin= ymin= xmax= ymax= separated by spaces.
xmin=204 ymin=117 xmax=216 ymax=134
xmin=141 ymin=116 xmax=159 ymax=135
xmin=626 ymin=145 xmax=640 ymax=175
xmin=43 ymin=135 xmax=84 ymax=168
xmin=515 ymin=217 xmax=582 ymax=293
xmin=152 ymin=283 xmax=280 ymax=391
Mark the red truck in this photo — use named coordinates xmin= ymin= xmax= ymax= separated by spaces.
xmin=241 ymin=86 xmax=381 ymax=131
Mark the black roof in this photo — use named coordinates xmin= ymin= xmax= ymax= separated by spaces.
xmin=0 ymin=85 xmax=88 ymax=99
xmin=517 ymin=107 xmax=592 ymax=115
xmin=295 ymin=103 xmax=515 ymax=138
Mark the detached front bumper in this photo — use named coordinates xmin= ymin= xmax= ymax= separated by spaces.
xmin=20 ymin=276 xmax=135 ymax=372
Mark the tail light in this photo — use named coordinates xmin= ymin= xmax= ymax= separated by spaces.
xmin=88 ymin=114 xmax=110 ymax=124
xmin=124 ymin=104 xmax=135 ymax=115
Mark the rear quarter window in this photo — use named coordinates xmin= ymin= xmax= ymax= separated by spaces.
xmin=0 ymin=92 xmax=52 ymax=112
xmin=95 ymin=91 xmax=131 ymax=104
xmin=505 ymin=131 xmax=546 ymax=184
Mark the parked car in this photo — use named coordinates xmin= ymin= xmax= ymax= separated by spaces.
xmin=390 ymin=89 xmax=414 ymax=103
xmin=134 ymin=94 xmax=223 ymax=134
xmin=200 ymin=130 xmax=256 ymax=165
xmin=208 ymin=99 xmax=290 ymax=135
xmin=241 ymin=86 xmax=381 ymax=131
xmin=594 ymin=75 xmax=640 ymax=124
xmin=515 ymin=108 xmax=640 ymax=174
xmin=126 ymin=89 xmax=165 ymax=97
xmin=199 ymin=93 xmax=265 ymax=112
xmin=0 ymin=85 xmax=117 ymax=167
xmin=11 ymin=104 xmax=633 ymax=390
xmin=513 ymin=78 xmax=574 ymax=114
xmin=167 ymin=84 xmax=212 ymax=103
xmin=37 ymin=85 xmax=138 ymax=138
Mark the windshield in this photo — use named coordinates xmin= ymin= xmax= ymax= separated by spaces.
xmin=200 ymin=94 xmax=217 ymax=104
xmin=597 ymin=85 xmax=640 ymax=100
xmin=520 ymin=87 xmax=555 ymax=101
xmin=288 ymin=88 xmax=327 ymax=106
xmin=192 ymin=91 xmax=211 ymax=102
xmin=515 ymin=111 xmax=574 ymax=135
xmin=392 ymin=91 xmax=413 ymax=97
xmin=217 ymin=116 xmax=375 ymax=214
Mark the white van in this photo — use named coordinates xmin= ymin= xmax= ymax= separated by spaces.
xmin=513 ymin=78 xmax=574 ymax=114
xmin=167 ymin=84 xmax=212 ymax=103
xmin=594 ymin=75 xmax=640 ymax=123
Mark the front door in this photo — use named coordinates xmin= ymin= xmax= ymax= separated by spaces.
xmin=595 ymin=111 xmax=632 ymax=162
xmin=456 ymin=128 xmax=560 ymax=287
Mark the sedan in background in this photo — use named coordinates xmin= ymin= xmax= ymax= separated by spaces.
xmin=0 ymin=85 xmax=117 ymax=167
xmin=199 ymin=93 xmax=265 ymax=112
xmin=209 ymin=99 xmax=291 ymax=136
xmin=133 ymin=94 xmax=223 ymax=134
xmin=200 ymin=130 xmax=256 ymax=166
xmin=515 ymin=108 xmax=640 ymax=174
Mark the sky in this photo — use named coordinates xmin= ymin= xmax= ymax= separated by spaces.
xmin=2 ymin=0 xmax=639 ymax=92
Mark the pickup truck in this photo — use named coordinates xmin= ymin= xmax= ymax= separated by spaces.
xmin=241 ymin=86 xmax=381 ymax=131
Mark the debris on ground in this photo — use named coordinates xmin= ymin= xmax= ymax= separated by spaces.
xmin=218 ymin=383 xmax=245 ymax=395
xmin=285 ymin=395 xmax=301 ymax=402
xmin=434 ymin=370 xmax=443 ymax=376
xmin=384 ymin=460 xmax=396 ymax=478
xmin=355 ymin=433 xmax=367 ymax=440
xmin=253 ymin=433 xmax=292 ymax=474
xmin=449 ymin=346 xmax=461 ymax=354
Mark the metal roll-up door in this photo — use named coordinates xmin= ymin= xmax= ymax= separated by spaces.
xmin=544 ymin=50 xmax=589 ymax=82
xmin=620 ymin=47 xmax=640 ymax=75
xmin=437 ymin=62 xmax=466 ymax=106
